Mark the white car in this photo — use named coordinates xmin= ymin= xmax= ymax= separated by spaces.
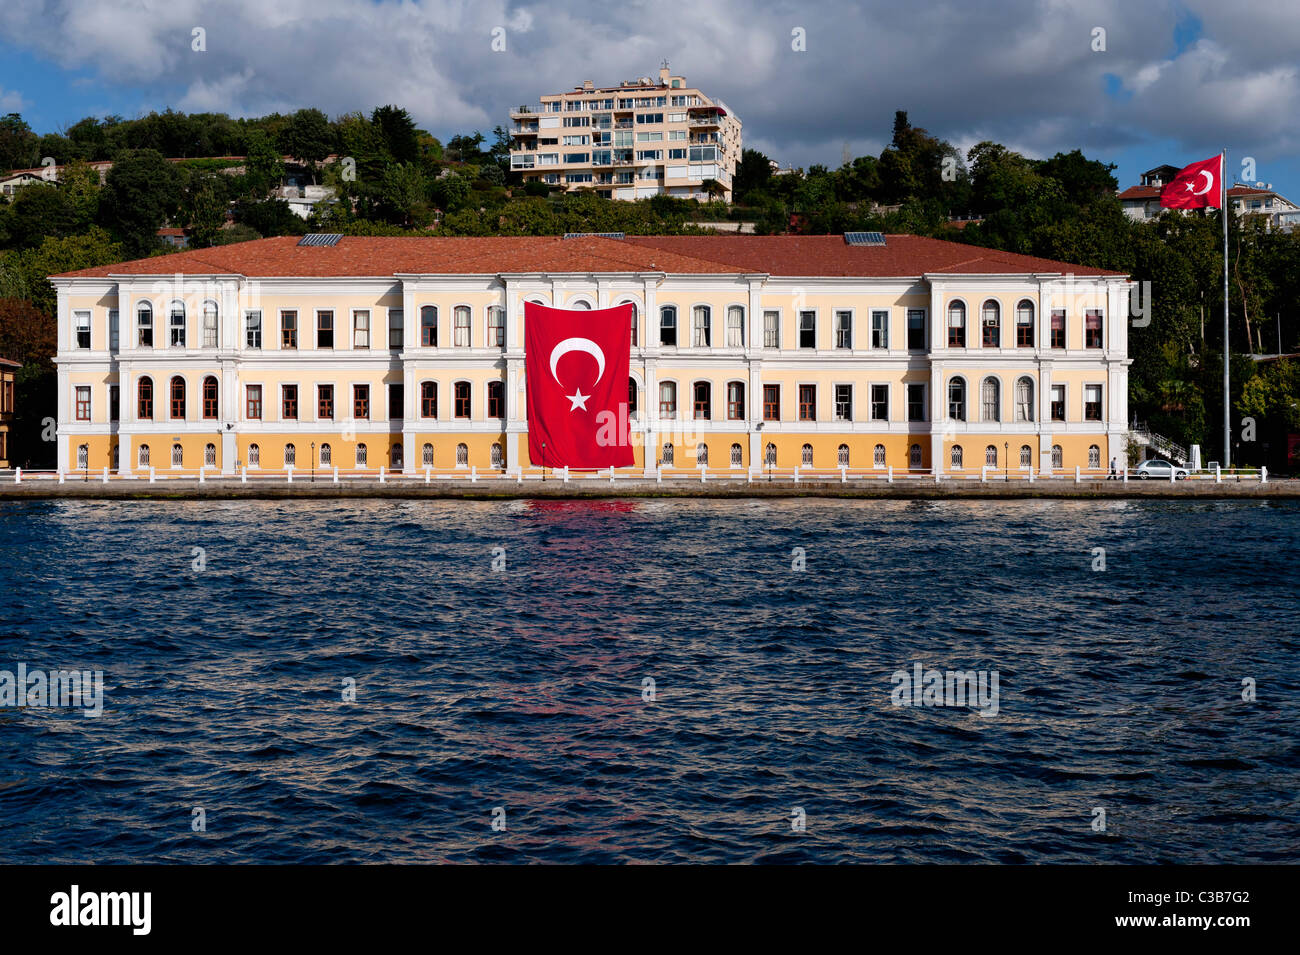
xmin=1136 ymin=458 xmax=1189 ymax=480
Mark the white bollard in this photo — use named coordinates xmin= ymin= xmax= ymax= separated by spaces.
xmin=1075 ymin=466 xmax=1082 ymax=485
xmin=102 ymin=466 xmax=109 ymax=484
xmin=1169 ymin=464 xmax=1175 ymax=484
xmin=14 ymin=467 xmax=21 ymax=484
xmin=840 ymin=465 xmax=846 ymax=484
xmin=657 ymin=470 xmax=662 ymax=485
xmin=981 ymin=466 xmax=988 ymax=484
xmin=199 ymin=466 xmax=205 ymax=484
xmin=1028 ymin=467 xmax=1034 ymax=483
xmin=935 ymin=469 xmax=941 ymax=484
xmin=241 ymin=465 xmax=247 ymax=484
xmin=379 ymin=465 xmax=386 ymax=484
xmin=149 ymin=466 xmax=156 ymax=484
xmin=562 ymin=466 xmax=569 ymax=483
xmin=58 ymin=470 xmax=65 ymax=485
xmin=888 ymin=465 xmax=894 ymax=485
xmin=1215 ymin=465 xmax=1222 ymax=484
xmin=793 ymin=466 xmax=800 ymax=484
xmin=700 ymin=466 xmax=706 ymax=483
xmin=1122 ymin=466 xmax=1128 ymax=484
xmin=1261 ymin=466 xmax=1267 ymax=484
xmin=287 ymin=465 xmax=294 ymax=484
xmin=470 ymin=465 xmax=477 ymax=484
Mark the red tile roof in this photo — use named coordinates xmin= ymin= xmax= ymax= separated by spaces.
xmin=51 ymin=234 xmax=1126 ymax=280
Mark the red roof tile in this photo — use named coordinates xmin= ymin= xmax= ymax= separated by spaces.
xmin=51 ymin=233 xmax=1125 ymax=280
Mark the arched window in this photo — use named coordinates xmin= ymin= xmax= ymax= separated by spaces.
xmin=726 ymin=305 xmax=744 ymax=347
xmin=801 ymin=444 xmax=813 ymax=467
xmin=455 ymin=442 xmax=468 ymax=467
xmin=202 ymin=375 xmax=218 ymax=420
xmin=659 ymin=305 xmax=677 ymax=346
xmin=874 ymin=444 xmax=886 ymax=468
xmin=1089 ymin=444 xmax=1101 ymax=468
xmin=986 ymin=444 xmax=998 ymax=467
xmin=391 ymin=443 xmax=403 ymax=469
xmin=491 ymin=442 xmax=503 ymax=469
xmin=138 ymin=376 xmax=154 ymax=420
xmin=171 ymin=443 xmax=183 ymax=468
xmin=248 ymin=443 xmax=259 ymax=468
xmin=950 ymin=444 xmax=963 ymax=469
xmin=693 ymin=381 xmax=711 ymax=419
xmin=202 ymin=300 xmax=218 ymax=348
xmin=764 ymin=442 xmax=777 ymax=466
xmin=628 ymin=378 xmax=638 ymax=417
xmin=136 ymin=302 xmax=153 ymax=347
xmin=692 ymin=305 xmax=711 ymax=347
xmin=1015 ymin=376 xmax=1034 ymax=422
xmin=1051 ymin=444 xmax=1063 ymax=469
xmin=320 ymin=443 xmax=331 ymax=467
xmin=569 ymin=298 xmax=592 ymax=310
xmin=981 ymin=299 xmax=1000 ymax=347
xmin=77 ymin=443 xmax=88 ymax=469
xmin=981 ymin=377 xmax=1000 ymax=422
xmin=454 ymin=381 xmax=471 ymax=418
xmin=204 ymin=443 xmax=216 ymax=468
xmin=696 ymin=442 xmax=708 ymax=466
xmin=169 ymin=300 xmax=186 ymax=347
xmin=730 ymin=443 xmax=743 ymax=467
xmin=661 ymin=442 xmax=674 ymax=465
xmin=354 ymin=443 xmax=367 ymax=468
xmin=623 ymin=302 xmax=639 ymax=347
xmin=170 ymin=376 xmax=186 ymax=419
xmin=1016 ymin=299 xmax=1035 ymax=347
xmin=909 ymin=444 xmax=922 ymax=469
xmin=659 ymin=381 xmax=677 ymax=416
xmin=837 ymin=444 xmax=850 ymax=467
xmin=487 ymin=306 xmax=506 ymax=347
xmin=726 ymin=381 xmax=745 ymax=420
xmin=487 ymin=380 xmax=504 ymax=418
xmin=139 ymin=443 xmax=151 ymax=467
xmin=1020 ymin=445 xmax=1032 ymax=468
xmin=422 ymin=443 xmax=434 ymax=467
xmin=947 ymin=300 xmax=966 ymax=347
xmin=284 ymin=443 xmax=296 ymax=467
xmin=421 ymin=381 xmax=437 ymax=418
xmin=948 ymin=377 xmax=966 ymax=421
xmin=421 ymin=305 xmax=437 ymax=346
xmin=453 ymin=305 xmax=471 ymax=346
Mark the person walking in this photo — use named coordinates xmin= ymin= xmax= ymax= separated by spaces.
xmin=1108 ymin=456 xmax=1118 ymax=480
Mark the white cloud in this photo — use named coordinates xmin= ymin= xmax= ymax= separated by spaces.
xmin=0 ymin=87 xmax=26 ymax=112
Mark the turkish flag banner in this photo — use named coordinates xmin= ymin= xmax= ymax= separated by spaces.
xmin=525 ymin=301 xmax=634 ymax=469
xmin=1160 ymin=155 xmax=1223 ymax=209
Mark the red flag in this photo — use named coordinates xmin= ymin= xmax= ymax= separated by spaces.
xmin=525 ymin=301 xmax=633 ymax=469
xmin=1160 ymin=155 xmax=1223 ymax=209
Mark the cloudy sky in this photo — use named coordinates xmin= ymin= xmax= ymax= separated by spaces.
xmin=1 ymin=0 xmax=1297 ymax=198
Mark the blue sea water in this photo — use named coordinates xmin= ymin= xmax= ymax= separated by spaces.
xmin=0 ymin=498 xmax=1296 ymax=864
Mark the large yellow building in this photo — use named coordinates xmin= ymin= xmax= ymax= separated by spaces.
xmin=51 ymin=233 xmax=1132 ymax=478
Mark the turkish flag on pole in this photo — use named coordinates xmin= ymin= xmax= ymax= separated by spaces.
xmin=525 ymin=301 xmax=634 ymax=469
xmin=1160 ymin=155 xmax=1223 ymax=209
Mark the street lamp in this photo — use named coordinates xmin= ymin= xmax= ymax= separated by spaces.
xmin=541 ymin=441 xmax=546 ymax=482
xmin=310 ymin=441 xmax=315 ymax=483
xmin=1004 ymin=441 xmax=1009 ymax=481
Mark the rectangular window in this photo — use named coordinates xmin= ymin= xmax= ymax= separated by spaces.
xmin=389 ymin=383 xmax=404 ymax=419
xmin=726 ymin=306 xmax=744 ymax=347
xmin=907 ymin=310 xmax=926 ymax=350
xmin=870 ymin=384 xmax=888 ymax=421
xmin=727 ymin=382 xmax=744 ymax=420
xmin=799 ymin=385 xmax=816 ymax=421
xmin=834 ymin=384 xmax=852 ymax=421
xmin=203 ymin=307 xmax=218 ymax=348
xmin=282 ymin=384 xmax=298 ymax=420
xmin=75 ymin=386 xmax=91 ymax=421
xmin=835 ymin=311 xmax=852 ymax=349
xmin=454 ymin=306 xmax=471 ymax=347
xmin=353 ymin=310 xmax=370 ymax=349
xmin=245 ymin=310 xmax=262 ymax=349
xmin=421 ymin=306 xmax=437 ymax=347
xmin=907 ymin=383 xmax=926 ymax=422
xmin=170 ymin=305 xmax=185 ymax=347
xmin=317 ymin=311 xmax=334 ymax=349
xmin=388 ymin=309 xmax=403 ymax=349
xmin=1050 ymin=309 xmax=1065 ymax=348
xmin=799 ymin=310 xmax=816 ymax=348
xmin=353 ymin=384 xmax=369 ymax=419
xmin=487 ymin=382 xmax=504 ymax=418
xmin=763 ymin=384 xmax=780 ymax=421
xmin=281 ymin=311 xmax=298 ymax=349
xmin=109 ymin=310 xmax=119 ymax=351
xmin=454 ymin=382 xmax=471 ymax=419
xmin=1085 ymin=384 xmax=1103 ymax=420
xmin=246 ymin=384 xmax=262 ymax=420
xmin=763 ymin=310 xmax=779 ymax=348
xmin=109 ymin=384 xmax=119 ymax=421
xmin=318 ymin=384 xmax=334 ymax=420
xmin=982 ymin=306 xmax=1000 ymax=347
xmin=74 ymin=311 xmax=91 ymax=349
xmin=137 ymin=306 xmax=153 ymax=347
xmin=1050 ymin=384 xmax=1065 ymax=421
xmin=871 ymin=310 xmax=889 ymax=349
xmin=692 ymin=306 xmax=710 ymax=347
xmin=1016 ymin=304 xmax=1034 ymax=347
xmin=660 ymin=308 xmax=677 ymax=346
xmin=1085 ymin=309 xmax=1103 ymax=348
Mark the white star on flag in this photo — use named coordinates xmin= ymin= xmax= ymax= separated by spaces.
xmin=566 ymin=389 xmax=590 ymax=411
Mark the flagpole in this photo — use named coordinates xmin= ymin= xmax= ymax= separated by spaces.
xmin=1222 ymin=148 xmax=1231 ymax=468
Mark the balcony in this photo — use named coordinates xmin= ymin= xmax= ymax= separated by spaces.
xmin=509 ymin=106 xmax=539 ymax=118
xmin=512 ymin=124 xmax=538 ymax=135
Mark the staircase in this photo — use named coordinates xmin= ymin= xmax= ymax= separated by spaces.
xmin=1129 ymin=421 xmax=1188 ymax=464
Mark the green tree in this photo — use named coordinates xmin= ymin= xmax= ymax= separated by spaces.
xmin=371 ymin=106 xmax=420 ymax=164
xmin=277 ymin=108 xmax=333 ymax=177
xmin=0 ymin=113 xmax=38 ymax=170
xmin=7 ymin=185 xmax=76 ymax=249
xmin=98 ymin=149 xmax=184 ymax=256
xmin=733 ymin=148 xmax=773 ymax=201
xmin=183 ymin=173 xmax=229 ymax=247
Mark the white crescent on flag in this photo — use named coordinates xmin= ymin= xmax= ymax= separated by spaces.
xmin=548 ymin=337 xmax=606 ymax=386
xmin=1192 ymin=169 xmax=1214 ymax=196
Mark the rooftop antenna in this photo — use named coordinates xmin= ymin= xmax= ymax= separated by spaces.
xmin=842 ymin=142 xmax=850 ymax=166
xmin=661 ymin=58 xmax=670 ymax=71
